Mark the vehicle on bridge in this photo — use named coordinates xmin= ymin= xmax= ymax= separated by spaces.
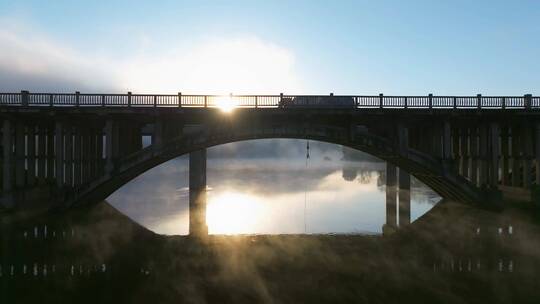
xmin=278 ymin=96 xmax=356 ymax=108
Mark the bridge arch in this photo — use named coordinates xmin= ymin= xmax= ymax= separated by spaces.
xmin=68 ymin=122 xmax=483 ymax=207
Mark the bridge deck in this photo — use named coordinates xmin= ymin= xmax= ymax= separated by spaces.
xmin=0 ymin=92 xmax=538 ymax=109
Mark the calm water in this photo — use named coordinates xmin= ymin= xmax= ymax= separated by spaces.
xmin=107 ymin=139 xmax=440 ymax=235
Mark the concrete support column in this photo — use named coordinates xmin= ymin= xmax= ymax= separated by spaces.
xmin=384 ymin=163 xmax=397 ymax=234
xmin=500 ymin=127 xmax=510 ymax=186
xmin=432 ymin=127 xmax=442 ymax=158
xmin=460 ymin=128 xmax=469 ymax=179
xmin=398 ymin=168 xmax=411 ymax=227
xmin=189 ymin=148 xmax=208 ymax=237
xmin=443 ymin=121 xmax=452 ymax=160
xmin=105 ymin=120 xmax=118 ymax=174
xmin=153 ymin=119 xmax=164 ymax=146
xmin=55 ymin=121 xmax=64 ymax=187
xmin=470 ymin=127 xmax=478 ymax=186
xmin=37 ymin=125 xmax=46 ymax=183
xmin=82 ymin=130 xmax=90 ymax=183
xmin=89 ymin=129 xmax=97 ymax=179
xmin=420 ymin=127 xmax=431 ymax=153
xmin=46 ymin=125 xmax=55 ymax=181
xmin=535 ymin=123 xmax=540 ymax=185
xmin=96 ymin=128 xmax=104 ymax=177
xmin=2 ymin=120 xmax=13 ymax=192
xmin=26 ymin=124 xmax=36 ymax=187
xmin=452 ymin=127 xmax=460 ymax=172
xmin=15 ymin=121 xmax=25 ymax=188
xmin=521 ymin=127 xmax=533 ymax=189
xmin=479 ymin=125 xmax=488 ymax=187
xmin=73 ymin=126 xmax=82 ymax=187
xmin=397 ymin=123 xmax=408 ymax=156
xmin=489 ymin=123 xmax=500 ymax=187
xmin=64 ymin=124 xmax=73 ymax=187
xmin=132 ymin=126 xmax=142 ymax=152
xmin=511 ymin=127 xmax=521 ymax=187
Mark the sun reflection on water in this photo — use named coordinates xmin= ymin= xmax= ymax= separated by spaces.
xmin=206 ymin=191 xmax=265 ymax=234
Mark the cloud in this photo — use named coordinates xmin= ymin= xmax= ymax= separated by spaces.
xmin=0 ymin=24 xmax=302 ymax=94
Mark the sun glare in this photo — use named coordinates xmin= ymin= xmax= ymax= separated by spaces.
xmin=206 ymin=192 xmax=264 ymax=234
xmin=214 ymin=96 xmax=237 ymax=113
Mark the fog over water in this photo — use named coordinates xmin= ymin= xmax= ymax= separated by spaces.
xmin=107 ymin=139 xmax=440 ymax=235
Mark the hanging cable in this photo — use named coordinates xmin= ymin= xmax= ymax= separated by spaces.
xmin=304 ymin=140 xmax=310 ymax=233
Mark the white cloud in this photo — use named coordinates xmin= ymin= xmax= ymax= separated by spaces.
xmin=0 ymin=25 xmax=303 ymax=94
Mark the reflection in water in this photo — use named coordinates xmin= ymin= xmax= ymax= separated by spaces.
xmin=207 ymin=192 xmax=265 ymax=234
xmin=106 ymin=139 xmax=440 ymax=235
xmin=2 ymin=197 xmax=540 ymax=303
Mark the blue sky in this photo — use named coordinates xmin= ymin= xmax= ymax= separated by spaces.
xmin=0 ymin=0 xmax=538 ymax=94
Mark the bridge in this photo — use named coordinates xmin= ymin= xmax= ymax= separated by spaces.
xmin=2 ymin=91 xmax=540 ymax=236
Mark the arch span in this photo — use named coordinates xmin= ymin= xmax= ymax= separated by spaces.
xmin=68 ymin=123 xmax=483 ymax=207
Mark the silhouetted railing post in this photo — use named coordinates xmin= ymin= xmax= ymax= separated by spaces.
xmin=502 ymin=97 xmax=506 ymax=109
xmin=428 ymin=93 xmax=433 ymax=109
xmin=379 ymin=93 xmax=383 ymax=109
xmin=453 ymin=96 xmax=457 ymax=109
xmin=255 ymin=96 xmax=258 ymax=108
xmin=204 ymin=96 xmax=207 ymax=108
xmin=21 ymin=91 xmax=29 ymax=107
xmin=75 ymin=91 xmax=80 ymax=107
xmin=153 ymin=95 xmax=157 ymax=107
xmin=477 ymin=94 xmax=482 ymax=109
xmin=49 ymin=94 xmax=53 ymax=107
xmin=101 ymin=95 xmax=105 ymax=106
xmin=404 ymin=96 xmax=408 ymax=109
xmin=525 ymin=94 xmax=532 ymax=110
xmin=127 ymin=92 xmax=132 ymax=107
xmin=280 ymin=93 xmax=284 ymax=107
xmin=178 ymin=92 xmax=182 ymax=107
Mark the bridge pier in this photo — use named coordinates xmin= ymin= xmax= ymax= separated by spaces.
xmin=383 ymin=163 xmax=397 ymax=235
xmin=511 ymin=126 xmax=521 ymax=187
xmin=55 ymin=121 xmax=64 ymax=187
xmin=105 ymin=120 xmax=118 ymax=174
xmin=501 ymin=127 xmax=510 ymax=186
xmin=489 ymin=123 xmax=500 ymax=188
xmin=65 ymin=124 xmax=73 ymax=187
xmin=46 ymin=125 xmax=55 ymax=184
xmin=189 ymin=148 xmax=208 ymax=237
xmin=27 ymin=124 xmax=36 ymax=187
xmin=37 ymin=125 xmax=47 ymax=184
xmin=460 ymin=128 xmax=469 ymax=179
xmin=96 ymin=127 xmax=105 ymax=179
xmin=443 ymin=121 xmax=452 ymax=163
xmin=15 ymin=121 xmax=25 ymax=188
xmin=536 ymin=123 xmax=540 ymax=185
xmin=398 ymin=168 xmax=411 ymax=226
xmin=479 ymin=125 xmax=488 ymax=188
xmin=521 ymin=127 xmax=533 ymax=189
xmin=73 ymin=126 xmax=82 ymax=187
xmin=2 ymin=120 xmax=13 ymax=205
xmin=470 ymin=127 xmax=479 ymax=186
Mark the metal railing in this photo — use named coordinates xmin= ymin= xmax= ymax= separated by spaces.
xmin=0 ymin=91 xmax=537 ymax=109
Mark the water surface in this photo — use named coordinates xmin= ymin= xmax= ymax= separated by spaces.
xmin=107 ymin=139 xmax=440 ymax=235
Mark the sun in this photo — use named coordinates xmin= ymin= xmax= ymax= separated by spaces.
xmin=206 ymin=191 xmax=264 ymax=234
xmin=214 ymin=96 xmax=238 ymax=113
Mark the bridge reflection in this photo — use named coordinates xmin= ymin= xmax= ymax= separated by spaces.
xmin=1 ymin=196 xmax=539 ymax=303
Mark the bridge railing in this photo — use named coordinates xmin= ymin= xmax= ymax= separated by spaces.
xmin=0 ymin=91 xmax=536 ymax=110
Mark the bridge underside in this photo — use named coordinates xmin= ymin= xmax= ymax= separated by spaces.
xmin=2 ymin=107 xmax=540 ymax=212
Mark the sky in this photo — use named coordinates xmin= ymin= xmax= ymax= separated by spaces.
xmin=0 ymin=0 xmax=539 ymax=95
